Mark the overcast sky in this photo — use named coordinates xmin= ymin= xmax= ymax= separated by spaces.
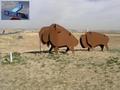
xmin=0 ymin=0 xmax=120 ymax=31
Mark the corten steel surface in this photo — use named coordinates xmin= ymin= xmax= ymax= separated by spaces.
xmin=39 ymin=24 xmax=78 ymax=53
xmin=80 ymin=32 xmax=109 ymax=51
xmin=39 ymin=26 xmax=50 ymax=45
xmin=80 ymin=34 xmax=89 ymax=48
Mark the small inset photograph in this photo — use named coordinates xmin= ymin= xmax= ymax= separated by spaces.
xmin=1 ymin=1 xmax=29 ymax=20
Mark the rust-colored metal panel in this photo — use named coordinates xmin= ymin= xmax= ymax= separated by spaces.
xmin=39 ymin=24 xmax=78 ymax=53
xmin=80 ymin=32 xmax=109 ymax=51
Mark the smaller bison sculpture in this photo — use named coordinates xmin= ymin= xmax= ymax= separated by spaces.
xmin=80 ymin=32 xmax=109 ymax=51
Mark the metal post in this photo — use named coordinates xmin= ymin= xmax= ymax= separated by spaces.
xmin=10 ymin=52 xmax=13 ymax=63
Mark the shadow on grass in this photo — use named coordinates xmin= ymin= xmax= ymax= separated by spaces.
xmin=23 ymin=49 xmax=88 ymax=54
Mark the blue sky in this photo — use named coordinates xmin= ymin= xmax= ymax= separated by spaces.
xmin=0 ymin=0 xmax=120 ymax=31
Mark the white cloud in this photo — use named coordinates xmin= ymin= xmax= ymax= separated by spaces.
xmin=0 ymin=0 xmax=120 ymax=31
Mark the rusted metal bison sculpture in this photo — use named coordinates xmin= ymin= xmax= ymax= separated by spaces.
xmin=39 ymin=24 xmax=78 ymax=53
xmin=80 ymin=32 xmax=109 ymax=51
xmin=39 ymin=24 xmax=109 ymax=54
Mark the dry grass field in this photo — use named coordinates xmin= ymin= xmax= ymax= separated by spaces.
xmin=0 ymin=30 xmax=120 ymax=90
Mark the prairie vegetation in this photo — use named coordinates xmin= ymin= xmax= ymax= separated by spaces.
xmin=0 ymin=31 xmax=120 ymax=90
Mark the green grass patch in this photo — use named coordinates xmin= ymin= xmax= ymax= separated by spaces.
xmin=1 ymin=52 xmax=26 ymax=65
xmin=106 ymin=56 xmax=120 ymax=66
xmin=110 ymin=48 xmax=120 ymax=53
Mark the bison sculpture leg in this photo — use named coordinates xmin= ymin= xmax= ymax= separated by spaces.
xmin=100 ymin=45 xmax=104 ymax=51
xmin=105 ymin=44 xmax=109 ymax=51
xmin=48 ymin=46 xmax=54 ymax=53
